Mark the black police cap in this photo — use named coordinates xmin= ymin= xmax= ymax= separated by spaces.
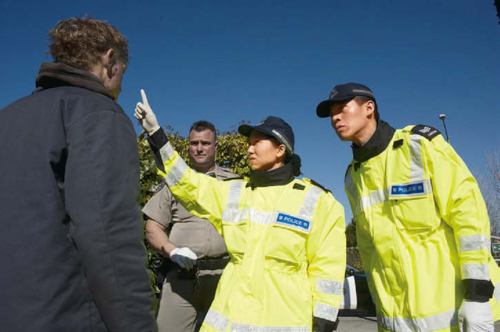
xmin=238 ymin=116 xmax=295 ymax=155
xmin=316 ymin=82 xmax=376 ymax=118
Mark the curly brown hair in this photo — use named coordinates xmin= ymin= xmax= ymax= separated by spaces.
xmin=48 ymin=16 xmax=129 ymax=70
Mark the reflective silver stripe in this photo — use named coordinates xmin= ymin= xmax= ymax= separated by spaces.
xmin=205 ymin=309 xmax=230 ymax=332
xmin=231 ymin=323 xmax=309 ymax=332
xmin=409 ymin=134 xmax=424 ymax=181
xmin=164 ymin=157 xmax=188 ymax=187
xmin=378 ymin=308 xmax=457 ymax=332
xmin=462 ymin=263 xmax=490 ymax=280
xmin=352 ymin=89 xmax=374 ymax=97
xmin=222 ymin=208 xmax=277 ymax=225
xmin=271 ymin=129 xmax=293 ymax=154
xmin=361 ymin=188 xmax=388 ymax=211
xmin=222 ymin=181 xmax=245 ymax=223
xmin=227 ymin=181 xmax=244 ymax=210
xmin=297 ymin=186 xmax=323 ymax=221
xmin=314 ymin=302 xmax=339 ymax=322
xmin=158 ymin=141 xmax=176 ymax=163
xmin=459 ymin=235 xmax=491 ymax=252
xmin=317 ymin=279 xmax=343 ymax=296
xmin=249 ymin=209 xmax=276 ymax=225
xmin=221 ymin=182 xmax=321 ymax=228
xmin=222 ymin=208 xmax=248 ymax=224
xmin=494 ymin=283 xmax=500 ymax=302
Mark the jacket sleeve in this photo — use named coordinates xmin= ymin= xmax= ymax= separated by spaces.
xmin=147 ymin=128 xmax=232 ymax=234
xmin=307 ymin=192 xmax=346 ymax=325
xmin=424 ymin=134 xmax=495 ymax=301
xmin=65 ymin=110 xmax=156 ymax=332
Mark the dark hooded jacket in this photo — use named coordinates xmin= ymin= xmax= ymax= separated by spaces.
xmin=0 ymin=62 xmax=156 ymax=332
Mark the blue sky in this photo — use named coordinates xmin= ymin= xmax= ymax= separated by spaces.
xmin=1 ymin=0 xmax=499 ymax=221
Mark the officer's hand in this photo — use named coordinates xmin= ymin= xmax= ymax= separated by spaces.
xmin=169 ymin=247 xmax=198 ymax=270
xmin=134 ymin=89 xmax=160 ymax=135
xmin=458 ymin=301 xmax=494 ymax=332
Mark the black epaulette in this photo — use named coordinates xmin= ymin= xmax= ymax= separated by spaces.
xmin=308 ymin=179 xmax=331 ymax=193
xmin=411 ymin=125 xmax=441 ymax=140
xmin=223 ymin=176 xmax=245 ymax=181
xmin=293 ymin=183 xmax=305 ymax=191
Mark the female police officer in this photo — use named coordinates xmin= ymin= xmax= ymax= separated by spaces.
xmin=135 ymin=90 xmax=346 ymax=332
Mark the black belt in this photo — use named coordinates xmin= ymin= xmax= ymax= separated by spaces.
xmin=175 ymin=256 xmax=230 ymax=279
xmin=196 ymin=256 xmax=230 ymax=270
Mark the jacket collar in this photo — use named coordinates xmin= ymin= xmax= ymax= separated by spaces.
xmin=35 ymin=62 xmax=115 ymax=100
xmin=249 ymin=162 xmax=294 ymax=188
xmin=351 ymin=120 xmax=395 ymax=163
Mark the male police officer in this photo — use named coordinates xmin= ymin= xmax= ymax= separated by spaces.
xmin=142 ymin=120 xmax=238 ymax=332
xmin=0 ymin=17 xmax=155 ymax=332
xmin=316 ymin=83 xmax=500 ymax=332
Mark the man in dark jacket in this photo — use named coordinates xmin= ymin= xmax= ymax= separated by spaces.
xmin=0 ymin=17 xmax=156 ymax=332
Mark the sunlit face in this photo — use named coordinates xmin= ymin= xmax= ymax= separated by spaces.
xmin=247 ymin=130 xmax=285 ymax=171
xmin=188 ymin=129 xmax=216 ymax=171
xmin=104 ymin=62 xmax=126 ymax=101
xmin=330 ymin=99 xmax=375 ymax=144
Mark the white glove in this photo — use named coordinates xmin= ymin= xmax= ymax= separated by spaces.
xmin=134 ymin=89 xmax=160 ymax=135
xmin=459 ymin=300 xmax=494 ymax=332
xmin=169 ymin=247 xmax=198 ymax=270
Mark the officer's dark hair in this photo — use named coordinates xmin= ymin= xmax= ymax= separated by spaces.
xmin=48 ymin=16 xmax=129 ymax=71
xmin=189 ymin=120 xmax=217 ymax=142
xmin=354 ymin=96 xmax=379 ymax=121
xmin=287 ymin=154 xmax=302 ymax=177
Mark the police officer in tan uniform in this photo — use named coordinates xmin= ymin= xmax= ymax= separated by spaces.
xmin=143 ymin=120 xmax=238 ymax=332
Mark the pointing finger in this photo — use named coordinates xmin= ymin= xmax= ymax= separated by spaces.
xmin=140 ymin=89 xmax=149 ymax=106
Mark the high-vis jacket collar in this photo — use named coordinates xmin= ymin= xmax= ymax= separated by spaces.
xmin=249 ymin=162 xmax=294 ymax=187
xmin=351 ymin=120 xmax=395 ymax=163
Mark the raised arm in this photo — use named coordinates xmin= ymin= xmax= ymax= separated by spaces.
xmin=135 ymin=90 xmax=232 ymax=233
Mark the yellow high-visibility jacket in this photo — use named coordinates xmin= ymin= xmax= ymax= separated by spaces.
xmin=344 ymin=122 xmax=500 ymax=332
xmin=148 ymin=130 xmax=346 ymax=332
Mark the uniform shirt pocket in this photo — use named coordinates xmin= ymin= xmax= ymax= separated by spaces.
xmin=265 ymin=215 xmax=308 ymax=273
xmin=388 ymin=181 xmax=437 ymax=232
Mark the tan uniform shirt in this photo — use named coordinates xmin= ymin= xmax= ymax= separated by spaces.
xmin=142 ymin=165 xmax=238 ymax=259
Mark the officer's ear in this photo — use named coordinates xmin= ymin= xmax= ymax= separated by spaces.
xmin=276 ymin=144 xmax=286 ymax=159
xmin=364 ymin=100 xmax=376 ymax=119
